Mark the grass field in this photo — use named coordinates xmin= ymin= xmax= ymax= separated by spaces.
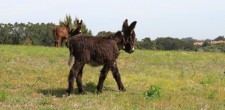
xmin=0 ymin=45 xmax=225 ymax=110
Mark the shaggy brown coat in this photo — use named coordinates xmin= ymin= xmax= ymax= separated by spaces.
xmin=66 ymin=19 xmax=137 ymax=95
xmin=53 ymin=24 xmax=70 ymax=47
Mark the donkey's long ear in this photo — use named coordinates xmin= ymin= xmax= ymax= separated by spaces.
xmin=80 ymin=20 xmax=83 ymax=25
xmin=76 ymin=19 xmax=79 ymax=25
xmin=129 ymin=21 xmax=137 ymax=31
xmin=122 ymin=19 xmax=129 ymax=30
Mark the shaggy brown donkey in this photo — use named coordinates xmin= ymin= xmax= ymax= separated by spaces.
xmin=67 ymin=19 xmax=137 ymax=95
xmin=53 ymin=20 xmax=83 ymax=47
xmin=53 ymin=24 xmax=70 ymax=47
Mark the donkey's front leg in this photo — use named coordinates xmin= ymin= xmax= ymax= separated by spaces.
xmin=66 ymin=62 xmax=84 ymax=95
xmin=97 ymin=65 xmax=110 ymax=93
xmin=55 ymin=41 xmax=58 ymax=47
xmin=76 ymin=65 xmax=85 ymax=94
xmin=111 ymin=62 xmax=125 ymax=91
xmin=58 ymin=38 xmax=62 ymax=47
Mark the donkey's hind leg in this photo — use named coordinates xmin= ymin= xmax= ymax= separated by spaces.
xmin=97 ymin=64 xmax=110 ymax=93
xmin=65 ymin=39 xmax=69 ymax=48
xmin=67 ymin=61 xmax=84 ymax=95
xmin=111 ymin=62 xmax=125 ymax=91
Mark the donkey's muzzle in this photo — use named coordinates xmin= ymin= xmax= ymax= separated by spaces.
xmin=124 ymin=44 xmax=134 ymax=54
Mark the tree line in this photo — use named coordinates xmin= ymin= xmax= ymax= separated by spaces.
xmin=136 ymin=36 xmax=225 ymax=52
xmin=0 ymin=22 xmax=55 ymax=46
xmin=0 ymin=15 xmax=92 ymax=46
xmin=136 ymin=37 xmax=195 ymax=51
xmin=0 ymin=22 xmax=97 ymax=47
xmin=0 ymin=16 xmax=224 ymax=52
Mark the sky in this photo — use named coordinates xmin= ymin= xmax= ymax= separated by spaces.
xmin=1 ymin=0 xmax=225 ymax=40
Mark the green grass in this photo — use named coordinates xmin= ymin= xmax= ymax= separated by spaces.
xmin=0 ymin=45 xmax=225 ymax=110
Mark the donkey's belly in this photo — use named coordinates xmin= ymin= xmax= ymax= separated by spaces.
xmin=87 ymin=59 xmax=103 ymax=67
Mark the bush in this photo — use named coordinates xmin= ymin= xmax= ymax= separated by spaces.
xmin=208 ymin=91 xmax=216 ymax=100
xmin=196 ymin=43 xmax=225 ymax=52
xmin=144 ymin=85 xmax=161 ymax=99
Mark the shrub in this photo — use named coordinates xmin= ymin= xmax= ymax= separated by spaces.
xmin=200 ymin=77 xmax=212 ymax=86
xmin=208 ymin=91 xmax=216 ymax=100
xmin=144 ymin=85 xmax=161 ymax=99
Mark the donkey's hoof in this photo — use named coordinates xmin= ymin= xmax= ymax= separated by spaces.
xmin=66 ymin=92 xmax=71 ymax=96
xmin=78 ymin=91 xmax=86 ymax=95
xmin=119 ymin=88 xmax=126 ymax=92
xmin=66 ymin=89 xmax=73 ymax=96
xmin=97 ymin=90 xmax=102 ymax=94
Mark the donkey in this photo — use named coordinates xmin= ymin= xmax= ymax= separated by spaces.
xmin=53 ymin=20 xmax=83 ymax=47
xmin=53 ymin=23 xmax=70 ymax=47
xmin=66 ymin=19 xmax=137 ymax=95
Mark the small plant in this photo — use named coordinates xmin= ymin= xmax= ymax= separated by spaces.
xmin=144 ymin=85 xmax=161 ymax=99
xmin=0 ymin=91 xmax=7 ymax=102
xmin=200 ymin=77 xmax=212 ymax=86
xmin=208 ymin=91 xmax=216 ymax=100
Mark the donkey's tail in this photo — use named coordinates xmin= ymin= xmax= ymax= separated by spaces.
xmin=68 ymin=45 xmax=73 ymax=67
xmin=68 ymin=54 xmax=73 ymax=67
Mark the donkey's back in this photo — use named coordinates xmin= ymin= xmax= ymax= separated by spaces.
xmin=69 ymin=35 xmax=119 ymax=66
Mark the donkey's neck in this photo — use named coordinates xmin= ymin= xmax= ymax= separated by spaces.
xmin=111 ymin=31 xmax=124 ymax=50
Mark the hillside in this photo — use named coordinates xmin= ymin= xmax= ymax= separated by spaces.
xmin=0 ymin=45 xmax=225 ymax=110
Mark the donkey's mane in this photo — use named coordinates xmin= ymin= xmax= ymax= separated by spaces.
xmin=69 ymin=31 xmax=123 ymax=48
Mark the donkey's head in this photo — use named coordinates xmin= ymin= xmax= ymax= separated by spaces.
xmin=121 ymin=19 xmax=137 ymax=53
xmin=69 ymin=20 xmax=83 ymax=36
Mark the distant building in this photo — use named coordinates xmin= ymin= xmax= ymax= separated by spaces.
xmin=211 ymin=40 xmax=225 ymax=45
xmin=193 ymin=40 xmax=225 ymax=46
xmin=193 ymin=40 xmax=204 ymax=46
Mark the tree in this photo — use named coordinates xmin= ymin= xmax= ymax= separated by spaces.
xmin=11 ymin=22 xmax=27 ymax=44
xmin=81 ymin=23 xmax=92 ymax=35
xmin=59 ymin=14 xmax=73 ymax=29
xmin=202 ymin=39 xmax=211 ymax=47
xmin=214 ymin=36 xmax=225 ymax=41
xmin=181 ymin=37 xmax=196 ymax=42
xmin=0 ymin=23 xmax=13 ymax=44
xmin=96 ymin=31 xmax=113 ymax=36
xmin=60 ymin=15 xmax=92 ymax=35
xmin=181 ymin=37 xmax=195 ymax=50
xmin=136 ymin=37 xmax=156 ymax=50
xmin=155 ymin=37 xmax=188 ymax=50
